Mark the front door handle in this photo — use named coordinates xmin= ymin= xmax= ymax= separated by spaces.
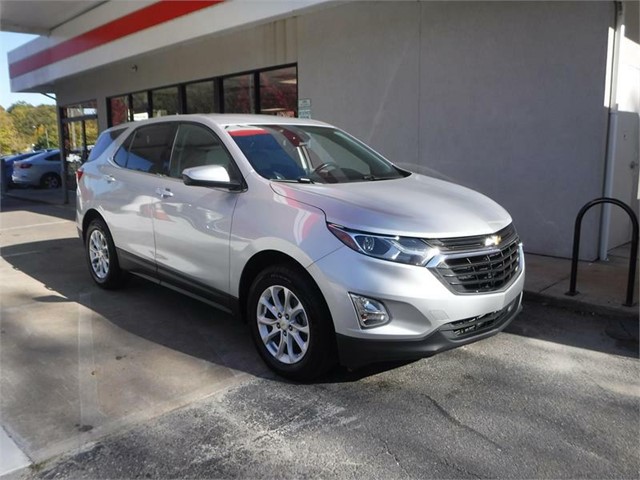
xmin=155 ymin=187 xmax=174 ymax=199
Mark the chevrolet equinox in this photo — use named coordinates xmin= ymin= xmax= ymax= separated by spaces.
xmin=77 ymin=114 xmax=524 ymax=380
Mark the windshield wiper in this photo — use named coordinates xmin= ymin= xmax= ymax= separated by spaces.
xmin=271 ymin=177 xmax=315 ymax=184
xmin=362 ymin=175 xmax=386 ymax=181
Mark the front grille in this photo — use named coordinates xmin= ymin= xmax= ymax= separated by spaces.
xmin=439 ymin=295 xmax=520 ymax=340
xmin=430 ymin=226 xmax=521 ymax=294
xmin=427 ymin=224 xmax=518 ymax=252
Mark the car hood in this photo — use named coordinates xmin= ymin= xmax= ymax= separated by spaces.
xmin=269 ymin=173 xmax=511 ymax=238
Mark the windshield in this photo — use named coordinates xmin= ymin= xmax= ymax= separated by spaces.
xmin=226 ymin=125 xmax=406 ymax=184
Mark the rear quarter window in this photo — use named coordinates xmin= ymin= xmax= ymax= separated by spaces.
xmin=87 ymin=127 xmax=127 ymax=162
xmin=113 ymin=132 xmax=134 ymax=167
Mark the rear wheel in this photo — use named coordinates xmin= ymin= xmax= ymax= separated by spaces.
xmin=85 ymin=218 xmax=127 ymax=289
xmin=248 ymin=265 xmax=337 ymax=381
xmin=40 ymin=172 xmax=61 ymax=189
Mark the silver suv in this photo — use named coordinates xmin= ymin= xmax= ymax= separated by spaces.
xmin=77 ymin=115 xmax=524 ymax=380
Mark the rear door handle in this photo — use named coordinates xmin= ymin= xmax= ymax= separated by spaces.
xmin=155 ymin=187 xmax=174 ymax=199
xmin=103 ymin=174 xmax=116 ymax=183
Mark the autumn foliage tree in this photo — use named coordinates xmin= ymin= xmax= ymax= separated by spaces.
xmin=0 ymin=107 xmax=21 ymax=154
xmin=1 ymin=102 xmax=59 ymax=155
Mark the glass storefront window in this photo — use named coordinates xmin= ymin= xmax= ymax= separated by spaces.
xmin=84 ymin=118 xmax=99 ymax=149
xmin=64 ymin=121 xmax=83 ymax=152
xmin=61 ymin=101 xmax=99 ymax=189
xmin=152 ymin=86 xmax=179 ymax=117
xmin=132 ymin=91 xmax=149 ymax=121
xmin=107 ymin=65 xmax=297 ymax=127
xmin=109 ymin=96 xmax=129 ymax=126
xmin=185 ymin=80 xmax=217 ymax=114
xmin=223 ymin=74 xmax=255 ymax=113
xmin=62 ymin=101 xmax=97 ymax=119
xmin=259 ymin=67 xmax=297 ymax=117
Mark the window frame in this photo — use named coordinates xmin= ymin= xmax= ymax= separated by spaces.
xmin=109 ymin=121 xmax=245 ymax=186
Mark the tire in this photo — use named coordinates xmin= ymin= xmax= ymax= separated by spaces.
xmin=248 ymin=265 xmax=337 ymax=381
xmin=40 ymin=172 xmax=61 ymax=189
xmin=85 ymin=218 xmax=127 ymax=289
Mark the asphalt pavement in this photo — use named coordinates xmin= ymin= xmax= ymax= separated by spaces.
xmin=1 ymin=194 xmax=638 ymax=479
xmin=30 ymin=302 xmax=640 ymax=479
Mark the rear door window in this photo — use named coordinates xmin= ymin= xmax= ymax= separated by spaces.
xmin=125 ymin=123 xmax=178 ymax=174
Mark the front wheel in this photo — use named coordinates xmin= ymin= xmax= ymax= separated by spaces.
xmin=248 ymin=265 xmax=336 ymax=381
xmin=85 ymin=218 xmax=127 ymax=289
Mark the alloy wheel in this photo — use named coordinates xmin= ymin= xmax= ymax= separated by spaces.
xmin=256 ymin=285 xmax=310 ymax=364
xmin=88 ymin=229 xmax=110 ymax=279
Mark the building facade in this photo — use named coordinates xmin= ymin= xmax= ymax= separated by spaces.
xmin=7 ymin=0 xmax=640 ymax=259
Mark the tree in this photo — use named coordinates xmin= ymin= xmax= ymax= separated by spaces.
xmin=0 ymin=106 xmax=21 ymax=155
xmin=6 ymin=102 xmax=58 ymax=151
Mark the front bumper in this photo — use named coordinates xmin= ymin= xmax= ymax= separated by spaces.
xmin=336 ymin=293 xmax=522 ymax=367
xmin=307 ymin=242 xmax=525 ymax=366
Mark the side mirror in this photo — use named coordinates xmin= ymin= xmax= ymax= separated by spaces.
xmin=182 ymin=165 xmax=243 ymax=191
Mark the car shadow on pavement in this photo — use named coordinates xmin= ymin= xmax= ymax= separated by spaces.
xmin=1 ymin=194 xmax=75 ymax=222
xmin=2 ymin=238 xmax=268 ymax=378
xmin=1 ymin=237 xmax=413 ymax=385
xmin=6 ymin=235 xmax=634 ymax=391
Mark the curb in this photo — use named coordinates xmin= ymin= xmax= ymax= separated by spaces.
xmin=523 ymin=290 xmax=639 ymax=321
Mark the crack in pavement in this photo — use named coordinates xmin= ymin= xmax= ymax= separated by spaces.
xmin=421 ymin=392 xmax=505 ymax=452
xmin=380 ymin=438 xmax=411 ymax=478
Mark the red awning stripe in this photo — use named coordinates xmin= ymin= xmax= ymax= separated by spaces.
xmin=9 ymin=0 xmax=224 ymax=79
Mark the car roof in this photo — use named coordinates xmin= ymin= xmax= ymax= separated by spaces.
xmin=4 ymin=151 xmax=43 ymax=160
xmin=106 ymin=114 xmax=332 ymax=132
xmin=18 ymin=149 xmax=60 ymax=161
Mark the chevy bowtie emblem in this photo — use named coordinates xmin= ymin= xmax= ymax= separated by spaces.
xmin=484 ymin=235 xmax=502 ymax=247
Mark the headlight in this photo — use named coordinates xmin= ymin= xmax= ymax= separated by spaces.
xmin=327 ymin=223 xmax=439 ymax=266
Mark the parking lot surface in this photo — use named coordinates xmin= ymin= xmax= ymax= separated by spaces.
xmin=1 ymin=197 xmax=638 ymax=479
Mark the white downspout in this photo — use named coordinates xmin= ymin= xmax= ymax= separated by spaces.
xmin=599 ymin=1 xmax=624 ymax=261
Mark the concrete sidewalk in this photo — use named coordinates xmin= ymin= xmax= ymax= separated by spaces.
xmin=525 ymin=245 xmax=638 ymax=319
xmin=3 ymin=186 xmax=638 ymax=319
xmin=0 ymin=197 xmax=263 ymax=478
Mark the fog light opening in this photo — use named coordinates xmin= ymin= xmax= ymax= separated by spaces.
xmin=349 ymin=294 xmax=390 ymax=328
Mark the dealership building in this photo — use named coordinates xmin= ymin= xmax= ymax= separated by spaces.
xmin=4 ymin=0 xmax=639 ymax=260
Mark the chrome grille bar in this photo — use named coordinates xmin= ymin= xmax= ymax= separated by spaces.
xmin=427 ymin=224 xmax=522 ymax=294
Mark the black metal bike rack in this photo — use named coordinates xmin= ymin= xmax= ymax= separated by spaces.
xmin=566 ymin=197 xmax=638 ymax=307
